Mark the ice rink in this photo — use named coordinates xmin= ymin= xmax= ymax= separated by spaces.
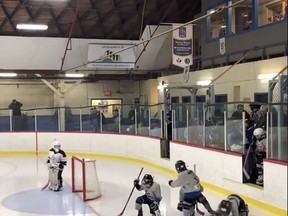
xmin=0 ymin=155 xmax=278 ymax=216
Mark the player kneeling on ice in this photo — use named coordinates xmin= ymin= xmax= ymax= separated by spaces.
xmin=216 ymin=194 xmax=249 ymax=216
xmin=134 ymin=174 xmax=162 ymax=216
xmin=168 ymin=160 xmax=217 ymax=216
xmin=46 ymin=139 xmax=67 ymax=192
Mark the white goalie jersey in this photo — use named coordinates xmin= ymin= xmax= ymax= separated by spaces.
xmin=48 ymin=148 xmax=67 ymax=168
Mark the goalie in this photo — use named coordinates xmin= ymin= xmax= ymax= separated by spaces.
xmin=46 ymin=139 xmax=67 ymax=192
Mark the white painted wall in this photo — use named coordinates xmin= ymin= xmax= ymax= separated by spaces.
xmin=0 ymin=132 xmax=286 ymax=211
xmin=0 ymin=56 xmax=286 ymax=111
xmin=0 ymin=25 xmax=171 ymax=71
xmin=157 ymin=56 xmax=287 ymax=103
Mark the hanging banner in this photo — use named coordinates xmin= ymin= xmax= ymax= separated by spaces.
xmin=87 ymin=43 xmax=136 ymax=69
xmin=219 ymin=37 xmax=226 ymax=55
xmin=172 ymin=24 xmax=193 ymax=68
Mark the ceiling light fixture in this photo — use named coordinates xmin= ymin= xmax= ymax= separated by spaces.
xmin=16 ymin=24 xmax=48 ymax=30
xmin=257 ymin=73 xmax=277 ymax=80
xmin=0 ymin=73 xmax=17 ymax=77
xmin=197 ymin=80 xmax=211 ymax=86
xmin=65 ymin=73 xmax=85 ymax=78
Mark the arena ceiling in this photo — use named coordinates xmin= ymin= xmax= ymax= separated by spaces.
xmin=0 ymin=0 xmax=201 ymax=81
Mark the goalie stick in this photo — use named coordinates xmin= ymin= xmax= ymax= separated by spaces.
xmin=41 ymin=179 xmax=49 ymax=191
xmin=117 ymin=167 xmax=144 ymax=216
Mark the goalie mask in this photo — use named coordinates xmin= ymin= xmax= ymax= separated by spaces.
xmin=141 ymin=174 xmax=153 ymax=187
xmin=53 ymin=140 xmax=61 ymax=152
xmin=217 ymin=199 xmax=232 ymax=216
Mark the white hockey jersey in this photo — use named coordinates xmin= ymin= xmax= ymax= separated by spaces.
xmin=170 ymin=169 xmax=202 ymax=193
xmin=48 ymin=148 xmax=67 ymax=167
xmin=139 ymin=182 xmax=162 ymax=202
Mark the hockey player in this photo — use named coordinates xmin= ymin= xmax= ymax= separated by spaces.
xmin=46 ymin=139 xmax=67 ymax=191
xmin=252 ymin=128 xmax=266 ymax=186
xmin=216 ymin=194 xmax=249 ymax=216
xmin=134 ymin=174 xmax=162 ymax=216
xmin=168 ymin=160 xmax=217 ymax=216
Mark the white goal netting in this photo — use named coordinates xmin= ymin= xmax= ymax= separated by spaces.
xmin=71 ymin=156 xmax=101 ymax=201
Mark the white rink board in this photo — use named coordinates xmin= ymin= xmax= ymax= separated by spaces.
xmin=0 ymin=132 xmax=286 ymax=211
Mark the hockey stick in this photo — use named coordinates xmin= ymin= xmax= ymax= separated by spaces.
xmin=117 ymin=167 xmax=144 ymax=216
xmin=243 ymin=144 xmax=252 ymax=180
xmin=196 ymin=203 xmax=205 ymax=215
xmin=41 ymin=180 xmax=49 ymax=191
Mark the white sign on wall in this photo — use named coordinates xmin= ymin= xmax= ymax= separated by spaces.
xmin=219 ymin=37 xmax=226 ymax=55
xmin=87 ymin=43 xmax=136 ymax=69
xmin=172 ymin=24 xmax=193 ymax=68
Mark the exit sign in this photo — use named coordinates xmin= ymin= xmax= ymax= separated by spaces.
xmin=104 ymin=91 xmax=111 ymax=96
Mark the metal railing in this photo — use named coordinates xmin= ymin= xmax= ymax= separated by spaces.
xmin=0 ymin=102 xmax=287 ymax=162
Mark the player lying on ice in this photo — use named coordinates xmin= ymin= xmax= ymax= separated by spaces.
xmin=216 ymin=194 xmax=249 ymax=216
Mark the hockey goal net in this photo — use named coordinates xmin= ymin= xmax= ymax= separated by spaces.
xmin=71 ymin=156 xmax=102 ymax=201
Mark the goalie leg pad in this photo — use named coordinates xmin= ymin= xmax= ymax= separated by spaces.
xmin=49 ymin=168 xmax=59 ymax=191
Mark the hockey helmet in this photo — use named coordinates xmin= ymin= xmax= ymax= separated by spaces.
xmin=141 ymin=174 xmax=153 ymax=186
xmin=253 ymin=128 xmax=265 ymax=139
xmin=175 ymin=160 xmax=187 ymax=173
xmin=217 ymin=199 xmax=232 ymax=216
xmin=53 ymin=140 xmax=61 ymax=150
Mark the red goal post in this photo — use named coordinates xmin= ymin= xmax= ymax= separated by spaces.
xmin=71 ymin=156 xmax=102 ymax=201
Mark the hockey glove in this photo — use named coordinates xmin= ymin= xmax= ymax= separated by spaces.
xmin=134 ymin=179 xmax=139 ymax=186
xmin=168 ymin=180 xmax=173 ymax=186
xmin=150 ymin=201 xmax=159 ymax=211
xmin=59 ymin=163 xmax=64 ymax=169
xmin=177 ymin=202 xmax=183 ymax=212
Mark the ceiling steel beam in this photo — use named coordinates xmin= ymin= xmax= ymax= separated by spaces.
xmin=0 ymin=3 xmax=19 ymax=34
xmin=49 ymin=8 xmax=65 ymax=36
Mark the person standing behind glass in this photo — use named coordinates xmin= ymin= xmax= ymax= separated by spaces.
xmin=9 ymin=99 xmax=23 ymax=131
xmin=9 ymin=99 xmax=22 ymax=116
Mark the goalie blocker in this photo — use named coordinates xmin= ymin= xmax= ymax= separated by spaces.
xmin=71 ymin=156 xmax=102 ymax=201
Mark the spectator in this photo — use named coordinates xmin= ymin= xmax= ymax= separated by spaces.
xmin=8 ymin=99 xmax=23 ymax=131
xmin=243 ymin=20 xmax=252 ymax=30
xmin=128 ymin=105 xmax=136 ymax=124
xmin=249 ymin=103 xmax=261 ymax=125
xmin=89 ymin=107 xmax=106 ymax=132
xmin=9 ymin=99 xmax=22 ymax=116
xmin=90 ymin=107 xmax=99 ymax=132
xmin=255 ymin=105 xmax=267 ymax=129
xmin=112 ymin=109 xmax=119 ymax=123
xmin=231 ymin=104 xmax=250 ymax=120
